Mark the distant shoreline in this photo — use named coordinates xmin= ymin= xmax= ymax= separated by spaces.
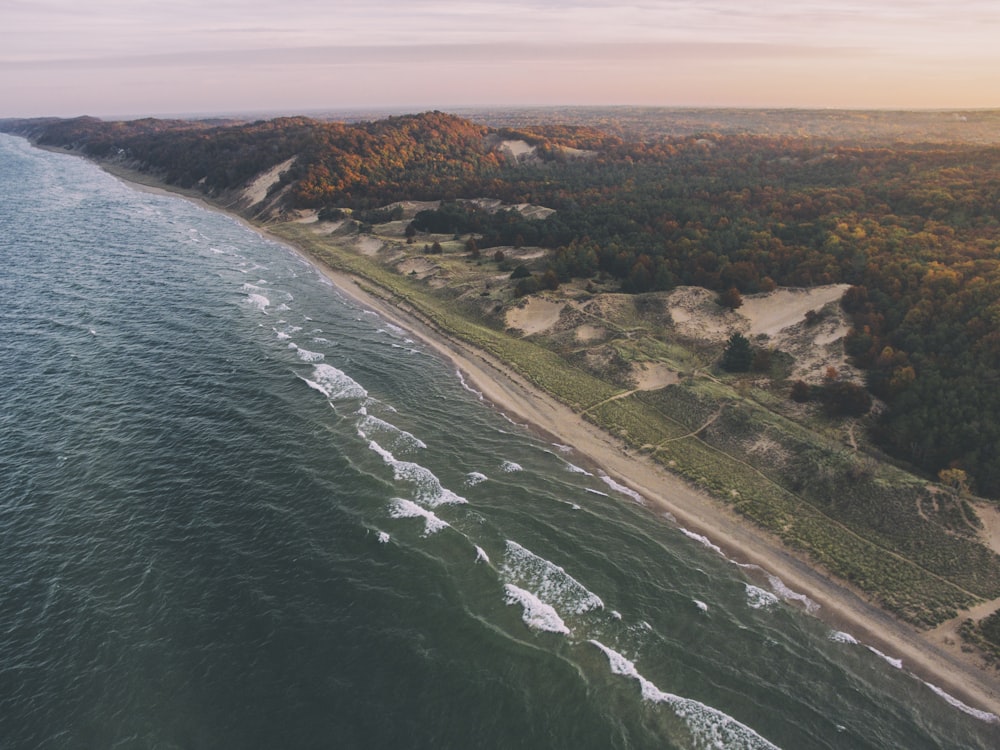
xmin=46 ymin=142 xmax=1000 ymax=723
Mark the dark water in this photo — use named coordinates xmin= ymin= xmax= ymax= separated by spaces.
xmin=1 ymin=133 xmax=997 ymax=749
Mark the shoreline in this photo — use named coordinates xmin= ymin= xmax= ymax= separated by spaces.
xmin=89 ymin=153 xmax=1000 ymax=721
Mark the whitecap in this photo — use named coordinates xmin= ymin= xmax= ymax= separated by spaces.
xmin=828 ymin=630 xmax=859 ymax=645
xmin=552 ymin=443 xmax=573 ymax=453
xmin=465 ymin=472 xmax=488 ymax=486
xmin=288 ymin=343 xmax=325 ymax=363
xmin=376 ymin=531 xmax=390 ymax=544
xmin=501 ymin=540 xmax=603 ymax=615
xmin=244 ymin=293 xmax=270 ymax=312
xmin=389 ymin=498 xmax=450 ymax=536
xmin=589 ymin=640 xmax=781 ymax=749
xmin=922 ymin=681 xmax=1000 ymax=724
xmin=694 ymin=599 xmax=709 ymax=613
xmin=680 ymin=528 xmax=726 ymax=558
xmin=599 ymin=473 xmax=645 ymax=504
xmin=300 ymin=363 xmax=367 ymax=401
xmin=866 ymin=646 xmax=902 ymax=670
xmin=357 ymin=414 xmax=427 ymax=452
xmin=504 ymin=584 xmax=571 ymax=635
xmin=456 ymin=368 xmax=485 ymax=401
xmin=369 ymin=440 xmax=466 ymax=507
xmin=765 ymin=573 xmax=819 ymax=613
xmin=500 ymin=460 xmax=523 ymax=473
xmin=475 ymin=546 xmax=490 ymax=564
xmin=585 ymin=488 xmax=610 ymax=498
xmin=745 ymin=584 xmax=779 ymax=610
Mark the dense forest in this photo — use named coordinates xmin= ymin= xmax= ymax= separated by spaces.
xmin=3 ymin=112 xmax=999 ymax=496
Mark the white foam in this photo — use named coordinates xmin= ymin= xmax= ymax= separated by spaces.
xmin=504 ymin=584 xmax=571 ymax=635
xmin=564 ymin=461 xmax=592 ymax=476
xmin=389 ymin=498 xmax=450 ymax=536
xmin=356 ymin=414 xmax=427 ymax=451
xmin=680 ymin=528 xmax=727 ymax=558
xmin=500 ymin=460 xmax=523 ymax=473
xmin=585 ymin=488 xmax=610 ymax=498
xmin=455 ymin=368 xmax=485 ymax=401
xmin=745 ymin=584 xmax=779 ymax=610
xmin=475 ymin=546 xmax=490 ymax=564
xmin=501 ymin=540 xmax=604 ymax=615
xmin=599 ymin=473 xmax=645 ymax=505
xmin=369 ymin=440 xmax=466 ymax=507
xmin=376 ymin=531 xmax=390 ymax=544
xmin=288 ymin=343 xmax=325 ymax=363
xmin=245 ymin=293 xmax=270 ymax=312
xmin=828 ymin=630 xmax=859 ymax=645
xmin=589 ymin=641 xmax=782 ymax=749
xmin=694 ymin=599 xmax=709 ymax=613
xmin=274 ymin=330 xmax=291 ymax=340
xmin=300 ymin=363 xmax=367 ymax=401
xmin=765 ymin=573 xmax=819 ymax=613
xmin=465 ymin=472 xmax=488 ymax=486
xmin=922 ymin=681 xmax=1000 ymax=724
xmin=552 ymin=443 xmax=573 ymax=453
xmin=866 ymin=646 xmax=903 ymax=670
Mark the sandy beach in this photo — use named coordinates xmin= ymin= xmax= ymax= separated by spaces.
xmin=98 ymin=157 xmax=1000 ymax=722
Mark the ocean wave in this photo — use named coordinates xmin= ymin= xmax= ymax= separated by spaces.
xmin=389 ymin=498 xmax=450 ymax=536
xmin=745 ymin=584 xmax=779 ymax=610
xmin=922 ymin=681 xmax=999 ymax=724
xmin=465 ymin=472 xmax=488 ymax=486
xmin=356 ymin=413 xmax=427 ymax=452
xmin=599 ymin=473 xmax=645 ymax=504
xmin=475 ymin=546 xmax=490 ymax=564
xmin=288 ymin=343 xmax=325 ymax=362
xmin=680 ymin=528 xmax=726 ymax=558
xmin=828 ymin=630 xmax=859 ymax=645
xmin=300 ymin=363 xmax=368 ymax=401
xmin=501 ymin=540 xmax=603 ymax=615
xmin=589 ymin=641 xmax=781 ymax=749
xmin=454 ymin=368 xmax=484 ymax=401
xmin=244 ymin=292 xmax=270 ymax=312
xmin=369 ymin=440 xmax=466 ymax=507
xmin=500 ymin=460 xmax=523 ymax=473
xmin=504 ymin=584 xmax=570 ymax=635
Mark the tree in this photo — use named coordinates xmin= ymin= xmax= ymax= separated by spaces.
xmin=790 ymin=380 xmax=811 ymax=402
xmin=721 ymin=332 xmax=753 ymax=372
xmin=465 ymin=237 xmax=480 ymax=258
xmin=404 ymin=222 xmax=417 ymax=244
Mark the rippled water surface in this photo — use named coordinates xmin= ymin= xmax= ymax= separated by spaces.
xmin=1 ymin=134 xmax=998 ymax=749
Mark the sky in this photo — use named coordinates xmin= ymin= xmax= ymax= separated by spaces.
xmin=2 ymin=0 xmax=998 ymax=117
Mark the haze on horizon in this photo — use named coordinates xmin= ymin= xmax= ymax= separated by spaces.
xmin=2 ymin=0 xmax=998 ymax=119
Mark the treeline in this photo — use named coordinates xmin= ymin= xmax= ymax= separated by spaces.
xmin=3 ymin=113 xmax=1000 ymax=495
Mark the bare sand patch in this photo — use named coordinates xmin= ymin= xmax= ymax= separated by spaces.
xmin=665 ymin=287 xmax=740 ymax=342
xmin=355 ymin=236 xmax=384 ymax=256
xmin=501 ymin=140 xmax=535 ymax=159
xmin=242 ymin=157 xmax=296 ymax=206
xmin=975 ymin=502 xmax=1000 ymax=556
xmin=633 ymin=361 xmax=680 ymax=390
xmin=506 ymin=297 xmax=564 ymax=335
xmin=742 ymin=285 xmax=850 ymax=337
xmin=576 ymin=324 xmax=606 ymax=343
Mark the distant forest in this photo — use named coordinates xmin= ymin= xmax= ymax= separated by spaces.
xmin=4 ymin=111 xmax=1000 ymax=496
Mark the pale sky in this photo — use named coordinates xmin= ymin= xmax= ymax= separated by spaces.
xmin=2 ymin=0 xmax=998 ymax=117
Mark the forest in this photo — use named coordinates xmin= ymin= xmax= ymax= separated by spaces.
xmin=3 ymin=111 xmax=999 ymax=497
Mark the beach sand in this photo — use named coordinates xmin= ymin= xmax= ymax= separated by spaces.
xmin=97 ymin=157 xmax=1000 ymax=721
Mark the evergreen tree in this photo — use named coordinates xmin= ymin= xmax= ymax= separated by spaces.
xmin=721 ymin=332 xmax=753 ymax=372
